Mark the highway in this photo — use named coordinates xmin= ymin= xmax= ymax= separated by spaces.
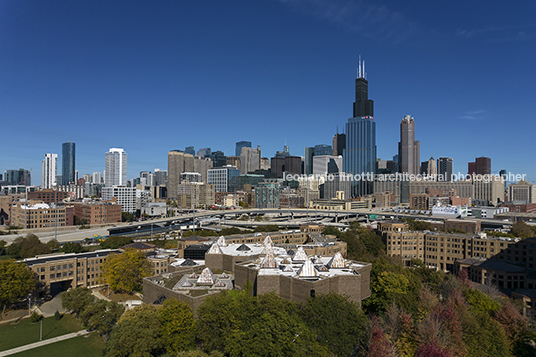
xmin=1 ymin=207 xmax=512 ymax=245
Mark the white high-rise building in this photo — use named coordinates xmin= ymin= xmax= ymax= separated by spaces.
xmin=92 ymin=171 xmax=102 ymax=184
xmin=41 ymin=153 xmax=57 ymax=189
xmin=105 ymin=148 xmax=127 ymax=187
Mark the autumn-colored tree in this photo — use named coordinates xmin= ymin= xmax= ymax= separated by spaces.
xmin=159 ymin=299 xmax=196 ymax=353
xmin=415 ymin=340 xmax=451 ymax=357
xmin=363 ymin=315 xmax=395 ymax=357
xmin=0 ymin=260 xmax=35 ymax=313
xmin=100 ymin=248 xmax=152 ymax=293
xmin=494 ymin=301 xmax=531 ymax=343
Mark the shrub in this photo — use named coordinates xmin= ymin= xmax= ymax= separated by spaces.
xmin=30 ymin=311 xmax=42 ymax=323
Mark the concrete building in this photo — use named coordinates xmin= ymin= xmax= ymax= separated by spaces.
xmin=234 ymin=240 xmax=371 ymax=306
xmin=105 ymin=148 xmax=127 ymax=187
xmin=179 ymin=172 xmax=202 ymax=183
xmin=167 ymin=150 xmax=195 ymax=199
xmin=475 ymin=156 xmax=491 ymax=175
xmin=378 ymin=221 xmax=517 ymax=271
xmin=437 ymin=157 xmax=453 ymax=182
xmin=508 ymin=180 xmax=536 ymax=204
xmin=41 ymin=153 xmax=58 ymax=189
xmin=260 ymin=157 xmax=270 ymax=170
xmin=193 ymin=156 xmax=213 ymax=182
xmin=226 ymin=156 xmax=241 ymax=170
xmin=271 ymin=156 xmax=302 ymax=177
xmin=101 ymin=186 xmax=136 ymax=213
xmin=332 ymin=133 xmax=346 ymax=156
xmin=24 ymin=250 xmax=120 ymax=294
xmin=177 ymin=182 xmax=215 ymax=209
xmin=323 ymin=173 xmax=351 ymax=200
xmin=312 ymin=155 xmax=342 ymax=177
xmin=240 ymin=146 xmax=261 ymax=174
xmin=398 ymin=115 xmax=420 ymax=176
xmin=92 ymin=172 xmax=102 ymax=184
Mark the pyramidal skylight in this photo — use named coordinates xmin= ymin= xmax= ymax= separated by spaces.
xmin=292 ymin=246 xmax=308 ymax=261
xmin=327 ymin=252 xmax=346 ymax=268
xmin=197 ymin=267 xmax=214 ymax=284
xmin=297 ymin=259 xmax=318 ymax=277
xmin=207 ymin=243 xmax=222 ymax=255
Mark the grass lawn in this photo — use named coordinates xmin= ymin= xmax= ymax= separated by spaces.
xmin=10 ymin=333 xmax=106 ymax=357
xmin=0 ymin=314 xmax=82 ymax=351
xmin=97 ymin=289 xmax=138 ymax=303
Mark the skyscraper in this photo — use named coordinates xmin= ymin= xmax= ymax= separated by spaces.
xmin=62 ymin=141 xmax=75 ymax=185
xmin=332 ymin=133 xmax=346 ymax=156
xmin=235 ymin=141 xmax=252 ymax=157
xmin=304 ymin=147 xmax=314 ymax=175
xmin=105 ymin=148 xmax=127 ymax=187
xmin=41 ymin=153 xmax=57 ymax=189
xmin=426 ymin=156 xmax=437 ymax=177
xmin=437 ymin=157 xmax=453 ymax=182
xmin=398 ymin=115 xmax=420 ymax=175
xmin=475 ymin=157 xmax=491 ymax=175
xmin=168 ymin=150 xmax=194 ymax=199
xmin=343 ymin=57 xmax=376 ymax=197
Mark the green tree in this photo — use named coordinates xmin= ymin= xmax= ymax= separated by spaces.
xmin=61 ymin=286 xmax=95 ymax=317
xmin=464 ymin=289 xmax=501 ymax=314
xmin=121 ymin=212 xmax=135 ymax=222
xmin=159 ymin=300 xmax=196 ymax=353
xmin=0 ymin=239 xmax=7 ymax=255
xmin=196 ymin=291 xmax=326 ymax=356
xmin=100 ymin=236 xmax=133 ymax=249
xmin=511 ymin=221 xmax=536 ymax=238
xmin=60 ymin=242 xmax=87 ymax=254
xmin=253 ymin=224 xmax=279 ymax=233
xmin=106 ymin=304 xmax=164 ymax=357
xmin=365 ymin=271 xmax=411 ymax=314
xmin=100 ymin=248 xmax=152 ymax=293
xmin=7 ymin=234 xmax=50 ymax=258
xmin=80 ymin=299 xmax=124 ymax=340
xmin=0 ymin=260 xmax=35 ymax=313
xmin=299 ymin=293 xmax=367 ymax=356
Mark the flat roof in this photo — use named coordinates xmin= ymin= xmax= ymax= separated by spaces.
xmin=24 ymin=249 xmax=120 ymax=267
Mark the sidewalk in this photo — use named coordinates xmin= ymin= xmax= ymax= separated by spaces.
xmin=0 ymin=329 xmax=89 ymax=356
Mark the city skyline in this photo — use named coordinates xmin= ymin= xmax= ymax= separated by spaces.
xmin=1 ymin=1 xmax=535 ymax=185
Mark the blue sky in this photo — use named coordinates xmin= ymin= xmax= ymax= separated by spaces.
xmin=1 ymin=0 xmax=535 ymax=185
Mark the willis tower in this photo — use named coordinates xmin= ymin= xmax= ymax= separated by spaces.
xmin=343 ymin=57 xmax=376 ymax=197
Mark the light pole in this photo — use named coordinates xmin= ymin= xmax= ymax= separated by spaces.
xmin=54 ymin=184 xmax=57 ymax=242
xmin=40 ymin=318 xmax=43 ymax=340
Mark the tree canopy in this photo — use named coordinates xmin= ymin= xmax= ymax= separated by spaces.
xmin=100 ymin=248 xmax=152 ymax=293
xmin=0 ymin=260 xmax=35 ymax=310
xmin=7 ymin=234 xmax=51 ymax=258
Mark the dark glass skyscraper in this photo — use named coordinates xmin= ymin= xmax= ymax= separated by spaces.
xmin=62 ymin=141 xmax=75 ymax=185
xmin=235 ymin=141 xmax=251 ymax=157
xmin=343 ymin=58 xmax=376 ymax=197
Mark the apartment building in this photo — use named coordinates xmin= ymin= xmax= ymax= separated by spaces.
xmin=23 ymin=250 xmax=120 ymax=294
xmin=378 ymin=221 xmax=518 ymax=271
